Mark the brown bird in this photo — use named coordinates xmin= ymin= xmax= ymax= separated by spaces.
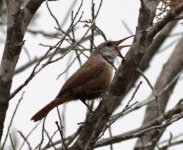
xmin=31 ymin=36 xmax=132 ymax=122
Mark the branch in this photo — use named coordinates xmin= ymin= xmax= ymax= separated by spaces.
xmin=14 ymin=34 xmax=96 ymax=75
xmin=108 ymin=21 xmax=177 ymax=124
xmin=135 ymin=32 xmax=183 ymax=149
xmin=68 ymin=1 xmax=160 ymax=149
xmin=0 ymin=0 xmax=54 ymax=142
xmin=94 ymin=103 xmax=183 ymax=148
xmin=148 ymin=2 xmax=183 ymax=39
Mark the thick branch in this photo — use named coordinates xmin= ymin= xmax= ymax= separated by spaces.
xmin=127 ymin=21 xmax=177 ymax=92
xmin=0 ymin=0 xmax=48 ymax=142
xmin=68 ymin=1 xmax=160 ymax=150
xmin=94 ymin=103 xmax=183 ymax=148
xmin=135 ymin=33 xmax=183 ymax=150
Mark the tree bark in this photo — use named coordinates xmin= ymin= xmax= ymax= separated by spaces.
xmin=68 ymin=2 xmax=183 ymax=149
xmin=68 ymin=1 xmax=160 ymax=149
xmin=135 ymin=33 xmax=183 ymax=150
xmin=0 ymin=0 xmax=46 ymax=142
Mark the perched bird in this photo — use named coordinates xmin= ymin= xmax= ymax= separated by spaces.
xmin=31 ymin=36 xmax=132 ymax=122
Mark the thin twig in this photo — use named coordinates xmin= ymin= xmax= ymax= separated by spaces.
xmin=60 ymin=0 xmax=78 ymax=28
xmin=108 ymin=127 xmax=113 ymax=150
xmin=56 ymin=107 xmax=67 ymax=149
xmin=40 ymin=129 xmax=59 ymax=150
xmin=18 ymin=131 xmax=32 ymax=150
xmin=20 ymin=122 xmax=41 ymax=150
xmin=57 ymin=52 xmax=82 ymax=79
xmin=121 ymin=20 xmax=133 ymax=35
xmin=95 ymin=110 xmax=183 ymax=148
xmin=44 ymin=129 xmax=57 ymax=150
xmin=9 ymin=133 xmax=16 ymax=150
xmin=137 ymin=68 xmax=162 ymax=114
xmin=123 ymin=81 xmax=142 ymax=112
xmin=1 ymin=92 xmax=24 ymax=149
xmin=55 ymin=121 xmax=68 ymax=150
xmin=38 ymin=118 xmax=46 ymax=150
xmin=90 ymin=0 xmax=95 ymax=52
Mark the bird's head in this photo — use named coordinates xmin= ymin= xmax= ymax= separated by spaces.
xmin=94 ymin=35 xmax=133 ymax=62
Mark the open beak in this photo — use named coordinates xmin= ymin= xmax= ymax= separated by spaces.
xmin=117 ymin=45 xmax=131 ymax=50
xmin=112 ymin=35 xmax=134 ymax=50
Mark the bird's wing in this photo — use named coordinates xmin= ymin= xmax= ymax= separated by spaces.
xmin=57 ymin=57 xmax=110 ymax=96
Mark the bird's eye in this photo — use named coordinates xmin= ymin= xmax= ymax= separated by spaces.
xmin=106 ymin=42 xmax=112 ymax=47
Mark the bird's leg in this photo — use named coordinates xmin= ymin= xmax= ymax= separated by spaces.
xmin=80 ymin=99 xmax=94 ymax=113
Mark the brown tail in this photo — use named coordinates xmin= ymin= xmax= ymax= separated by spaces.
xmin=31 ymin=95 xmax=71 ymax=122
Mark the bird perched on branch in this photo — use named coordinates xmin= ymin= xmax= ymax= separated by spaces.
xmin=31 ymin=36 xmax=132 ymax=122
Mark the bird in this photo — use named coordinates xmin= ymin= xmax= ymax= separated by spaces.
xmin=31 ymin=36 xmax=132 ymax=122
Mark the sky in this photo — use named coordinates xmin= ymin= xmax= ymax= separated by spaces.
xmin=0 ymin=0 xmax=183 ymax=149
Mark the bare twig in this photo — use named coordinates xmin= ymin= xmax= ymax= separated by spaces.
xmin=1 ymin=92 xmax=24 ymax=149
xmin=137 ymin=68 xmax=162 ymax=114
xmin=121 ymin=20 xmax=133 ymax=35
xmin=60 ymin=0 xmax=78 ymax=28
xmin=55 ymin=121 xmax=68 ymax=150
xmin=9 ymin=133 xmax=16 ymax=150
xmin=95 ymin=105 xmax=183 ymax=148
xmin=18 ymin=131 xmax=32 ymax=150
xmin=40 ymin=129 xmax=59 ymax=150
xmin=37 ymin=118 xmax=46 ymax=150
xmin=20 ymin=122 xmax=41 ymax=150
xmin=44 ymin=129 xmax=57 ymax=150
xmin=110 ymin=69 xmax=183 ymax=129
xmin=108 ymin=127 xmax=114 ymax=150
xmin=10 ymin=2 xmax=86 ymax=100
xmin=123 ymin=81 xmax=142 ymax=112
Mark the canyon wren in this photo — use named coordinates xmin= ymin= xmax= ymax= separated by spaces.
xmin=31 ymin=36 xmax=132 ymax=122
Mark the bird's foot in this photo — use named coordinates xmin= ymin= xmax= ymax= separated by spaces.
xmin=80 ymin=99 xmax=94 ymax=114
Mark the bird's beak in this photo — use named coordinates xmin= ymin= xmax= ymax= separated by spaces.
xmin=112 ymin=35 xmax=134 ymax=50
xmin=117 ymin=45 xmax=131 ymax=50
